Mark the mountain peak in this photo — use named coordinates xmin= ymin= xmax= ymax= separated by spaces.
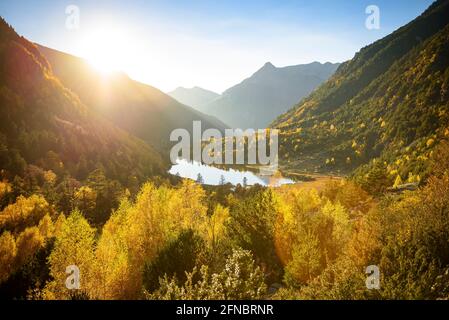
xmin=253 ymin=62 xmax=276 ymax=77
xmin=261 ymin=62 xmax=276 ymax=70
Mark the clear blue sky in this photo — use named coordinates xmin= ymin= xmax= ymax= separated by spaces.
xmin=0 ymin=0 xmax=435 ymax=92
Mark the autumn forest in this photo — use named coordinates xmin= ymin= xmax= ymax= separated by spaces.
xmin=1 ymin=0 xmax=449 ymax=302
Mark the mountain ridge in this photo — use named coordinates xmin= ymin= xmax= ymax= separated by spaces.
xmin=201 ymin=61 xmax=340 ymax=129
xmin=0 ymin=17 xmax=166 ymax=187
xmin=272 ymin=0 xmax=449 ymax=190
xmin=37 ymin=44 xmax=227 ymax=152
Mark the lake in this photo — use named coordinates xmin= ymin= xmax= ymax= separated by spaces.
xmin=169 ymin=159 xmax=296 ymax=187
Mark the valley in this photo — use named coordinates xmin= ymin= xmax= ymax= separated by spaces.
xmin=0 ymin=0 xmax=449 ymax=303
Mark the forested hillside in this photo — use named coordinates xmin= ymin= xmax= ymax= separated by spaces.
xmin=0 ymin=18 xmax=168 ymax=222
xmin=273 ymin=0 xmax=449 ymax=193
xmin=3 ymin=143 xmax=449 ymax=300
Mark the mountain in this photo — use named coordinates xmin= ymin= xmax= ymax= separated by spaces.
xmin=168 ymin=86 xmax=220 ymax=111
xmin=201 ymin=61 xmax=339 ymax=129
xmin=272 ymin=0 xmax=449 ymax=184
xmin=36 ymin=45 xmax=227 ymax=152
xmin=0 ymin=17 xmax=165 ymax=186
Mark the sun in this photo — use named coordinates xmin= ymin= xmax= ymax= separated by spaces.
xmin=75 ymin=21 xmax=153 ymax=84
xmin=80 ymin=26 xmax=129 ymax=74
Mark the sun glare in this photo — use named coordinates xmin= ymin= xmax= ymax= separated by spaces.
xmin=80 ymin=25 xmax=130 ymax=74
xmin=71 ymin=20 xmax=173 ymax=89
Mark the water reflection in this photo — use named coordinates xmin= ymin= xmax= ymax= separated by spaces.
xmin=169 ymin=159 xmax=295 ymax=187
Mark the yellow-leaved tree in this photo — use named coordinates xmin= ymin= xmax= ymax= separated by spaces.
xmin=0 ymin=195 xmax=52 ymax=234
xmin=0 ymin=194 xmax=54 ymax=284
xmin=0 ymin=231 xmax=16 ymax=283
xmin=14 ymin=226 xmax=45 ymax=267
xmin=200 ymin=204 xmax=229 ymax=252
xmin=93 ymin=180 xmax=208 ymax=299
xmin=43 ymin=210 xmax=96 ymax=299
xmin=0 ymin=181 xmax=12 ymax=201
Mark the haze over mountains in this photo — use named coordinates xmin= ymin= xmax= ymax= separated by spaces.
xmin=37 ymin=45 xmax=227 ymax=152
xmin=169 ymin=61 xmax=339 ymax=129
xmin=273 ymin=0 xmax=449 ymax=181
xmin=168 ymin=86 xmax=220 ymax=112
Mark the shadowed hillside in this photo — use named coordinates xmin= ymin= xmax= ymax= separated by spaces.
xmin=37 ymin=45 xmax=227 ymax=152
